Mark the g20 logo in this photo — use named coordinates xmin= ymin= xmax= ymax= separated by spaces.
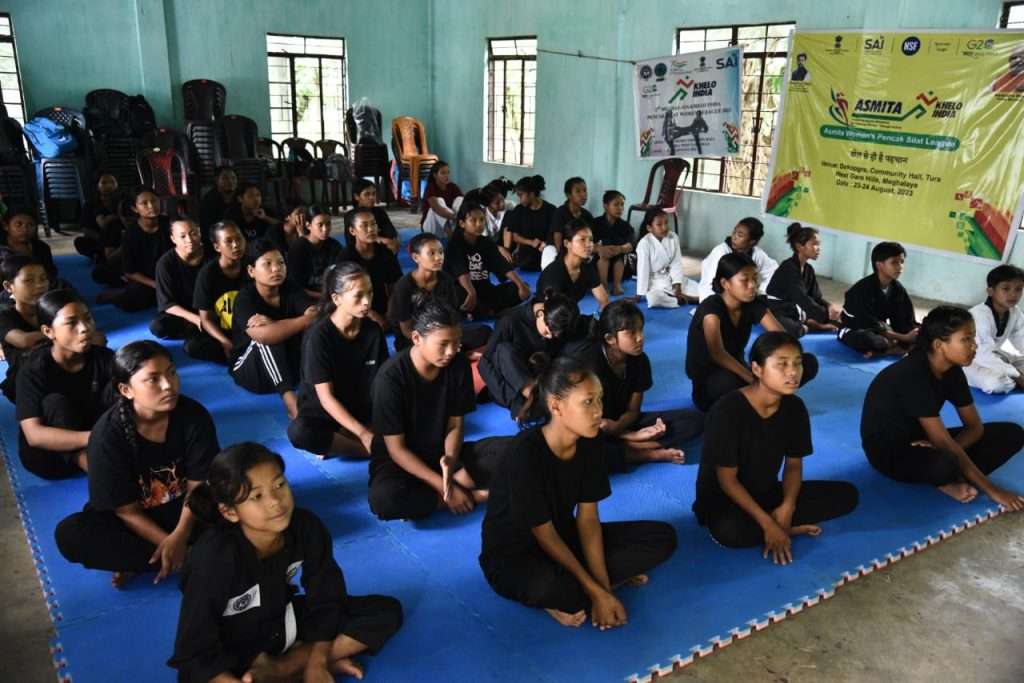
xmin=965 ymin=39 xmax=995 ymax=50
xmin=901 ymin=36 xmax=921 ymax=56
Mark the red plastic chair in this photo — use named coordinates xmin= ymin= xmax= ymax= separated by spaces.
xmin=137 ymin=147 xmax=193 ymax=217
xmin=626 ymin=158 xmax=690 ymax=234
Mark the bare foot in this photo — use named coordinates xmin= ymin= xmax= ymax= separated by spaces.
xmin=330 ymin=657 xmax=365 ymax=680
xmin=938 ymin=482 xmax=978 ymax=503
xmin=611 ymin=287 xmax=625 ymax=295
xmin=790 ymin=524 xmax=822 ymax=537
xmin=647 ymin=448 xmax=685 ymax=464
xmin=111 ymin=571 xmax=136 ymax=589
xmin=545 ymin=608 xmax=586 ymax=627
xmin=633 ymin=419 xmax=667 ymax=441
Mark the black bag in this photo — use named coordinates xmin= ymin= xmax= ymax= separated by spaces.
xmin=126 ymin=95 xmax=156 ymax=137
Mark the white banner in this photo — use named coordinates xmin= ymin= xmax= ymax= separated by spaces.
xmin=633 ymin=46 xmax=743 ymax=159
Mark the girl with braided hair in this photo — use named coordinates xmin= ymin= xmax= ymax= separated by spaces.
xmin=55 ymin=341 xmax=220 ymax=588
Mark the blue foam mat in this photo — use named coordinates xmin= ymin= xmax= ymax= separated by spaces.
xmin=2 ymin=237 xmax=1022 ymax=682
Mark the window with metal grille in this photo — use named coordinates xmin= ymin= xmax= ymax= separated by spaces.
xmin=485 ymin=37 xmax=537 ymax=166
xmin=674 ymin=23 xmax=795 ymax=197
xmin=266 ymin=34 xmax=347 ymax=145
xmin=0 ymin=14 xmax=26 ymax=123
xmin=1002 ymin=2 xmax=1024 ymax=27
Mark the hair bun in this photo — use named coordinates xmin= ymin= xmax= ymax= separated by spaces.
xmin=786 ymin=222 xmax=802 ymax=238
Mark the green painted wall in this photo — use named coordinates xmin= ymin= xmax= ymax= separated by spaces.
xmin=8 ymin=0 xmax=144 ymax=115
xmin=8 ymin=0 xmax=1020 ymax=304
xmin=431 ymin=0 xmax=1017 ymax=305
xmin=9 ymin=0 xmax=431 ymax=140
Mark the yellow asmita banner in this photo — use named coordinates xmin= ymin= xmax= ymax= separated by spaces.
xmin=764 ymin=30 xmax=1024 ymax=262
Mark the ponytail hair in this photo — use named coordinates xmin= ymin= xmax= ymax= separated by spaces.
xmin=785 ymin=222 xmax=818 ymax=252
xmin=639 ymin=207 xmax=667 ymax=233
xmin=532 ymin=288 xmax=580 ymax=339
xmin=916 ymin=305 xmax=973 ymax=357
xmin=112 ymin=341 xmax=173 ymax=461
xmin=526 ymin=354 xmax=596 ymax=422
xmin=188 ymin=442 xmax=287 ymax=524
xmin=38 ymin=288 xmax=84 ymax=328
xmin=596 ymin=299 xmax=644 ymax=343
xmin=410 ymin=292 xmax=461 ymax=336
xmin=305 ymin=204 xmax=331 ymax=223
xmin=317 ymin=261 xmax=369 ymax=317
xmin=712 ymin=252 xmax=757 ymax=294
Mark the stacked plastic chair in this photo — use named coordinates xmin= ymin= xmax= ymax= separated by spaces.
xmin=182 ymin=79 xmax=226 ymax=123
xmin=28 ymin=107 xmax=93 ymax=235
xmin=84 ymin=89 xmax=138 ymax=193
xmin=0 ymin=104 xmax=35 ymax=216
xmin=345 ymin=105 xmax=390 ymax=204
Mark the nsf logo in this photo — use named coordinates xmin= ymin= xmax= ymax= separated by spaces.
xmin=232 ymin=594 xmax=252 ymax=612
xmin=901 ymin=36 xmax=921 ymax=56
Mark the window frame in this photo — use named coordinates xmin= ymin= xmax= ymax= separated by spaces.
xmin=485 ymin=36 xmax=537 ymax=167
xmin=673 ymin=22 xmax=795 ymax=197
xmin=1001 ymin=1 xmax=1024 ymax=27
xmin=265 ymin=32 xmax=348 ymax=144
xmin=0 ymin=13 xmax=26 ymax=123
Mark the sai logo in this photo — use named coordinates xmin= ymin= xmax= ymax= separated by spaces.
xmin=828 ymin=88 xmax=851 ymax=127
xmin=864 ymin=36 xmax=885 ymax=51
xmin=902 ymin=36 xmax=921 ymax=56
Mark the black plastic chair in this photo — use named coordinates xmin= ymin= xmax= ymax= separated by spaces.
xmin=281 ymin=137 xmax=317 ymax=204
xmin=185 ymin=120 xmax=220 ymax=190
xmin=0 ymin=109 xmax=36 ymax=219
xmin=140 ymin=127 xmax=194 ymax=193
xmin=345 ymin=106 xmax=390 ymax=205
xmin=256 ymin=137 xmax=285 ymax=211
xmin=315 ymin=139 xmax=350 ymax=213
xmin=182 ymin=79 xmax=226 ymax=123
xmin=84 ymin=89 xmax=131 ymax=140
xmin=219 ymin=115 xmax=259 ymax=160
xmin=29 ymin=107 xmax=93 ymax=234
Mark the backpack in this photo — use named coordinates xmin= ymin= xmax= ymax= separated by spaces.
xmin=126 ymin=95 xmax=156 ymax=137
xmin=23 ymin=117 xmax=78 ymax=159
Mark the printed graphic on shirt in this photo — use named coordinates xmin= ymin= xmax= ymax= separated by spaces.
xmin=215 ymin=290 xmax=239 ymax=331
xmin=467 ymin=252 xmax=488 ymax=281
xmin=223 ymin=584 xmax=262 ymax=616
xmin=139 ymin=461 xmax=184 ymax=509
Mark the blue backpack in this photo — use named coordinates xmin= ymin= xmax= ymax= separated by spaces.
xmin=23 ymin=116 xmax=78 ymax=158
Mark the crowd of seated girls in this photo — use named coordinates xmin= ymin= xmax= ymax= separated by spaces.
xmin=1 ymin=163 xmax=1023 ymax=680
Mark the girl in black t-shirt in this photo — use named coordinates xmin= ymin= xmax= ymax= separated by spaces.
xmin=1 ymin=207 xmax=59 ymax=288
xmin=194 ymin=220 xmax=247 ymax=362
xmin=97 ymin=187 xmax=172 ymax=312
xmin=479 ymin=355 xmax=676 ymax=628
xmin=548 ymin=176 xmax=596 ymax=256
xmin=536 ymin=219 xmax=610 ymax=309
xmin=577 ymin=301 xmax=703 ymax=469
xmin=861 ymin=306 xmax=1024 ymax=508
xmin=54 ymin=341 xmax=220 ymax=588
xmin=479 ymin=290 xmax=582 ymax=421
xmin=503 ymin=175 xmax=557 ymax=272
xmin=230 ymin=239 xmax=316 ymax=419
xmin=339 ymin=208 xmax=402 ymax=330
xmin=288 ymin=263 xmax=389 ymax=458
xmin=75 ymin=172 xmax=125 ymax=266
xmin=345 ymin=179 xmax=399 ymax=253
xmin=686 ymin=253 xmax=818 ymax=412
xmin=593 ymin=190 xmax=635 ymax=295
xmin=170 ymin=443 xmax=402 ymax=682
xmin=694 ymin=333 xmax=858 ymax=563
xmin=17 ymin=290 xmax=112 ymax=480
xmin=446 ymin=202 xmax=531 ymax=319
xmin=368 ymin=297 xmax=509 ymax=522
xmin=287 ymin=205 xmax=344 ymax=298
xmin=766 ymin=223 xmax=842 ymax=337
xmin=0 ymin=254 xmax=48 ymax=401
xmin=388 ymin=232 xmax=490 ymax=352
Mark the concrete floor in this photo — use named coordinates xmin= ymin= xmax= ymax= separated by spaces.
xmin=1 ymin=220 xmax=1022 ymax=682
